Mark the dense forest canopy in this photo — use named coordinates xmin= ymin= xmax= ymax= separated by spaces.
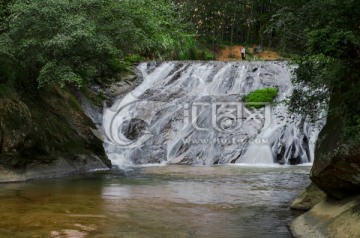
xmin=0 ymin=0 xmax=359 ymax=141
xmin=285 ymin=0 xmax=360 ymax=142
xmin=0 ymin=0 xmax=195 ymax=88
xmin=175 ymin=0 xmax=310 ymax=51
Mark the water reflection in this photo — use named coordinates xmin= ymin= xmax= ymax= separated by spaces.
xmin=0 ymin=165 xmax=310 ymax=237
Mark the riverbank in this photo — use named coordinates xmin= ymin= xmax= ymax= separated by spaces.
xmin=0 ymin=156 xmax=109 ymax=183
xmin=291 ymin=195 xmax=360 ymax=238
xmin=217 ymin=45 xmax=285 ymax=61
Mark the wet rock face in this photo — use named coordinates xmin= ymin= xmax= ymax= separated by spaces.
xmin=121 ymin=118 xmax=149 ymax=141
xmin=0 ymin=86 xmax=111 ymax=174
xmin=291 ymin=183 xmax=327 ymax=211
xmin=103 ymin=61 xmax=325 ymax=166
xmin=290 ymin=195 xmax=360 ymax=238
xmin=311 ymin=100 xmax=360 ymax=199
xmin=0 ymin=99 xmax=32 ymax=153
xmin=311 ymin=146 xmax=360 ymax=199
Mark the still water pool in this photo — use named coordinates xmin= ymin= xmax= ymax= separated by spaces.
xmin=0 ymin=165 xmax=310 ymax=238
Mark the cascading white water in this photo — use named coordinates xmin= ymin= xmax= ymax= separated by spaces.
xmin=102 ymin=61 xmax=325 ymax=167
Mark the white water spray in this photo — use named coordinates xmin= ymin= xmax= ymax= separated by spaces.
xmin=102 ymin=61 xmax=325 ymax=167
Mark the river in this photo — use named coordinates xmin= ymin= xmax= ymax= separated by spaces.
xmin=0 ymin=165 xmax=310 ymax=238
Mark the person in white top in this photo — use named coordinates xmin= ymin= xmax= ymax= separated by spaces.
xmin=241 ymin=47 xmax=246 ymax=60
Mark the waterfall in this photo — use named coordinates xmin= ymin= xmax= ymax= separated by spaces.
xmin=102 ymin=61 xmax=325 ymax=167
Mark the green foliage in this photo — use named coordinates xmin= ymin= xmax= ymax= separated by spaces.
xmin=176 ymin=0 xmax=284 ymax=47
xmin=124 ymin=55 xmax=146 ymax=65
xmin=202 ymin=50 xmax=216 ymax=60
xmin=0 ymin=54 xmax=16 ymax=83
xmin=184 ymin=47 xmax=200 ymax=60
xmin=307 ymin=28 xmax=359 ymax=58
xmin=279 ymin=0 xmax=360 ymax=141
xmin=244 ymin=87 xmax=278 ymax=108
xmin=0 ymin=83 xmax=14 ymax=98
xmin=178 ymin=46 xmax=216 ymax=61
xmin=245 ymin=46 xmax=253 ymax=59
xmin=266 ymin=7 xmax=305 ymax=53
xmin=0 ymin=52 xmax=34 ymax=95
xmin=0 ymin=0 xmax=195 ymax=88
xmin=0 ymin=0 xmax=12 ymax=33
xmin=38 ymin=62 xmax=84 ymax=88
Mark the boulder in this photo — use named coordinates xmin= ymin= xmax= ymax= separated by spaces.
xmin=310 ymin=108 xmax=360 ymax=199
xmin=290 ymin=195 xmax=360 ymax=238
xmin=311 ymin=146 xmax=360 ymax=199
xmin=291 ymin=183 xmax=327 ymax=211
xmin=0 ymin=85 xmax=111 ymax=182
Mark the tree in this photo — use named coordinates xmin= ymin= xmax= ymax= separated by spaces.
xmin=277 ymin=0 xmax=360 ymax=141
xmin=0 ymin=0 xmax=195 ymax=88
xmin=175 ymin=0 xmax=292 ymax=47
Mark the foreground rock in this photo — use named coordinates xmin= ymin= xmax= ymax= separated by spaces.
xmin=0 ymin=85 xmax=111 ymax=182
xmin=0 ymin=156 xmax=109 ymax=182
xmin=291 ymin=183 xmax=327 ymax=211
xmin=310 ymin=107 xmax=360 ymax=198
xmin=290 ymin=196 xmax=360 ymax=238
xmin=311 ymin=143 xmax=360 ymax=199
xmin=291 ymin=96 xmax=360 ymax=237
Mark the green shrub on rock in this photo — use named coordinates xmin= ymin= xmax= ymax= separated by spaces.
xmin=244 ymin=88 xmax=278 ymax=109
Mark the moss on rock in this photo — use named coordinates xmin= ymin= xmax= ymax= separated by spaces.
xmin=0 ymin=84 xmax=111 ymax=179
xmin=310 ymin=98 xmax=360 ymax=199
